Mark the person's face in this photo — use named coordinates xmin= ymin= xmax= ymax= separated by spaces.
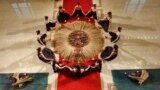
xmin=60 ymin=9 xmax=63 ymax=12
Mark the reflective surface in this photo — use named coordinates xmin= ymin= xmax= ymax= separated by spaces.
xmin=0 ymin=0 xmax=160 ymax=90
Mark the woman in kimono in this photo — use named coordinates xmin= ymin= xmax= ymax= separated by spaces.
xmin=36 ymin=30 xmax=47 ymax=46
xmin=109 ymin=27 xmax=122 ymax=43
xmin=57 ymin=6 xmax=71 ymax=23
xmin=45 ymin=16 xmax=56 ymax=31
xmin=72 ymin=2 xmax=85 ymax=17
xmin=98 ymin=11 xmax=112 ymax=32
xmin=99 ymin=43 xmax=118 ymax=61
xmin=37 ymin=46 xmax=55 ymax=63
xmin=86 ymin=4 xmax=97 ymax=20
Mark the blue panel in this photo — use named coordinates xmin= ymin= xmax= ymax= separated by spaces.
xmin=112 ymin=69 xmax=160 ymax=90
xmin=0 ymin=73 xmax=48 ymax=90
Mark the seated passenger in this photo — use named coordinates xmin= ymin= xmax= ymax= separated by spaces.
xmin=109 ymin=27 xmax=122 ymax=43
xmin=86 ymin=4 xmax=97 ymax=20
xmin=36 ymin=30 xmax=47 ymax=46
xmin=72 ymin=2 xmax=85 ymax=17
xmin=98 ymin=11 xmax=112 ymax=32
xmin=37 ymin=46 xmax=55 ymax=63
xmin=57 ymin=6 xmax=71 ymax=23
xmin=99 ymin=43 xmax=118 ymax=61
xmin=45 ymin=16 xmax=56 ymax=31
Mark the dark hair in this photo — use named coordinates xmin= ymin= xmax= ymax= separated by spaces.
xmin=77 ymin=2 xmax=80 ymax=5
xmin=108 ymin=11 xmax=112 ymax=15
xmin=93 ymin=4 xmax=96 ymax=7
xmin=114 ymin=44 xmax=119 ymax=51
xmin=59 ymin=6 xmax=62 ymax=9
xmin=37 ymin=47 xmax=41 ymax=52
xmin=107 ymin=11 xmax=112 ymax=18
xmin=41 ymin=34 xmax=47 ymax=39
xmin=36 ymin=30 xmax=41 ymax=35
xmin=118 ymin=27 xmax=122 ymax=32
xmin=45 ymin=16 xmax=48 ymax=20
